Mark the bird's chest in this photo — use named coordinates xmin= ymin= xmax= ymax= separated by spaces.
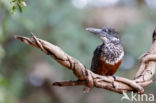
xmin=97 ymin=58 xmax=122 ymax=75
xmin=96 ymin=44 xmax=124 ymax=75
xmin=100 ymin=44 xmax=124 ymax=65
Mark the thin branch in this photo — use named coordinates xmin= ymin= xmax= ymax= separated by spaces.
xmin=53 ymin=80 xmax=86 ymax=86
xmin=14 ymin=28 xmax=156 ymax=94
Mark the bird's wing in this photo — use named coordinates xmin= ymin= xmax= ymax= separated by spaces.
xmin=91 ymin=45 xmax=102 ymax=73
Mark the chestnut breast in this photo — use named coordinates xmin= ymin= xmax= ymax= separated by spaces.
xmin=96 ymin=58 xmax=122 ymax=76
xmin=91 ymin=43 xmax=124 ymax=76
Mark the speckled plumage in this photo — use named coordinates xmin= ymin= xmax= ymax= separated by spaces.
xmin=91 ymin=42 xmax=124 ymax=75
xmin=88 ymin=27 xmax=124 ymax=76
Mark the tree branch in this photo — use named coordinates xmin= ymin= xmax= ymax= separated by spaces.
xmin=14 ymin=29 xmax=156 ymax=94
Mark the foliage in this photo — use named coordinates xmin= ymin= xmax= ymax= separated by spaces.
xmin=11 ymin=0 xmax=27 ymax=13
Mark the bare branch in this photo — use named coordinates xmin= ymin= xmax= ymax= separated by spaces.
xmin=14 ymin=29 xmax=156 ymax=94
xmin=53 ymin=80 xmax=86 ymax=86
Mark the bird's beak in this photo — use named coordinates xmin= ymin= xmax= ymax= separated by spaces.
xmin=86 ymin=27 xmax=109 ymax=43
xmin=86 ymin=28 xmax=102 ymax=35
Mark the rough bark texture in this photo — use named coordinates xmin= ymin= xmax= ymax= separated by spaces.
xmin=15 ymin=29 xmax=156 ymax=94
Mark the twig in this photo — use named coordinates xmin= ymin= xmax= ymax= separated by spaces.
xmin=53 ymin=80 xmax=86 ymax=86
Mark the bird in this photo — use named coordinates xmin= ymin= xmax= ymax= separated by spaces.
xmin=86 ymin=26 xmax=124 ymax=76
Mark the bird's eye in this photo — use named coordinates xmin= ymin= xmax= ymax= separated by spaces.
xmin=102 ymin=29 xmax=105 ymax=32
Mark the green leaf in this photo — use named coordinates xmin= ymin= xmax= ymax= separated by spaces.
xmin=12 ymin=5 xmax=16 ymax=11
xmin=17 ymin=4 xmax=22 ymax=13
xmin=18 ymin=0 xmax=23 ymax=4
xmin=12 ymin=0 xmax=16 ymax=2
xmin=12 ymin=5 xmax=17 ymax=14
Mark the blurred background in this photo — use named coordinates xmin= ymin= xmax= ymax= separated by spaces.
xmin=0 ymin=0 xmax=156 ymax=103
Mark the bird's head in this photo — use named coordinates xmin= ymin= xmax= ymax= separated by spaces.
xmin=86 ymin=26 xmax=119 ymax=44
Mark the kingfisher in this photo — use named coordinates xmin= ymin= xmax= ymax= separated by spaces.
xmin=86 ymin=27 xmax=124 ymax=76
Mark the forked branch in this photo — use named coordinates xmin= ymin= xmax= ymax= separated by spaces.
xmin=15 ymin=29 xmax=156 ymax=94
